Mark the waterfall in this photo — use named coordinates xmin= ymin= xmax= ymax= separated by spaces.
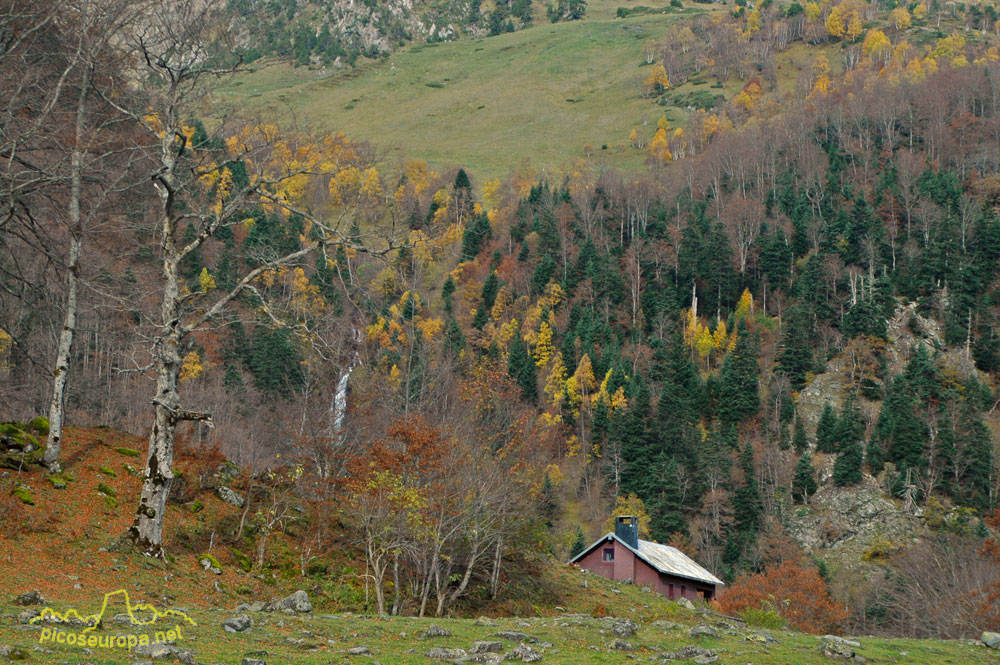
xmin=332 ymin=326 xmax=362 ymax=444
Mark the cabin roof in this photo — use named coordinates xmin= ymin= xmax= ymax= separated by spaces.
xmin=570 ymin=532 xmax=724 ymax=587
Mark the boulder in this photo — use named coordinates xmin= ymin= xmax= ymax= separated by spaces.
xmin=509 ymin=644 xmax=543 ymax=662
xmin=265 ymin=590 xmax=311 ymax=613
xmin=820 ymin=635 xmax=857 ymax=659
xmin=132 ymin=643 xmax=176 ymax=660
xmin=610 ymin=639 xmax=634 ymax=651
xmin=744 ymin=630 xmax=778 ymax=644
xmin=199 ymin=558 xmax=221 ymax=575
xmin=474 ymin=616 xmax=498 ymax=627
xmin=494 ymin=631 xmax=536 ymax=643
xmin=235 ymin=601 xmax=266 ymax=612
xmin=689 ymin=624 xmax=719 ymax=639
xmin=17 ymin=609 xmax=39 ymax=625
xmin=421 ymin=623 xmax=452 ymax=638
xmin=651 ymin=620 xmax=682 ymax=630
xmin=470 ymin=641 xmax=504 ymax=654
xmin=216 ymin=485 xmax=245 ymax=508
xmin=605 ymin=618 xmax=639 ymax=638
xmin=676 ymin=597 xmax=696 ymax=610
xmin=223 ymin=614 xmax=252 ymax=632
xmin=0 ymin=646 xmax=29 ymax=661
xmin=346 ymin=646 xmax=370 ymax=655
xmin=242 ymin=660 xmax=267 ymax=665
xmin=14 ymin=590 xmax=44 ymax=606
xmin=467 ymin=654 xmax=503 ymax=664
xmin=983 ymin=632 xmax=1000 ymax=649
xmin=660 ymin=646 xmax=718 ymax=662
xmin=426 ymin=646 xmax=468 ymax=660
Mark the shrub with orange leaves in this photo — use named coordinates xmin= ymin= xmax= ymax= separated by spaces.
xmin=714 ymin=559 xmax=847 ymax=633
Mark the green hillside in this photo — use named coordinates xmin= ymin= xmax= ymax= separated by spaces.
xmin=214 ymin=4 xmax=710 ymax=180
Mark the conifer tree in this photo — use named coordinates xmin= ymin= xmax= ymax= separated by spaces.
xmin=508 ymin=326 xmax=537 ymax=402
xmin=833 ymin=396 xmax=864 ymax=485
xmin=792 ymin=452 xmax=818 ymax=503
xmin=793 ymin=416 xmax=809 ymax=454
xmin=569 ymin=526 xmax=587 ymax=558
xmin=815 ymin=402 xmax=839 ymax=453
xmin=777 ymin=307 xmax=813 ymax=389
xmin=649 ymin=456 xmax=687 ymax=540
xmin=717 ymin=323 xmax=760 ymax=424
xmin=866 ymin=437 xmax=885 ymax=476
xmin=957 ymin=407 xmax=993 ymax=511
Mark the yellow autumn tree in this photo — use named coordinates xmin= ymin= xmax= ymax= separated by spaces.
xmin=198 ymin=267 xmax=216 ymax=292
xmin=628 ymin=127 xmax=639 ymax=147
xmin=643 ymin=64 xmax=670 ymax=96
xmin=657 ymin=115 xmax=671 ymax=131
xmin=713 ymin=320 xmax=729 ymax=351
xmin=826 ymin=5 xmax=847 ymax=39
xmin=534 ymin=320 xmax=556 ymax=367
xmin=648 ymin=128 xmax=673 ymax=164
xmin=862 ymin=29 xmax=892 ymax=66
xmin=889 ymin=7 xmax=911 ymax=30
xmin=745 ymin=8 xmax=761 ymax=36
xmin=179 ymin=351 xmax=203 ymax=382
xmin=845 ymin=11 xmax=863 ymax=42
xmin=734 ymin=288 xmax=755 ymax=321
xmin=545 ymin=351 xmax=568 ymax=409
xmin=734 ymin=79 xmax=764 ymax=112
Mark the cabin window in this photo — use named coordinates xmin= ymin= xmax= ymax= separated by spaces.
xmin=602 ymin=547 xmax=615 ymax=562
xmin=668 ymin=583 xmax=674 ymax=599
xmin=681 ymin=584 xmax=687 ymax=598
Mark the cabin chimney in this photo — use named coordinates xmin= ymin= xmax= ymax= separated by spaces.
xmin=615 ymin=515 xmax=639 ymax=549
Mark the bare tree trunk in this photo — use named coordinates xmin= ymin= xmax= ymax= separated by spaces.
xmin=45 ymin=63 xmax=90 ymax=473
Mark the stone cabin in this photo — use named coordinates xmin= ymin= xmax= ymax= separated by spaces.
xmin=570 ymin=516 xmax=724 ymax=602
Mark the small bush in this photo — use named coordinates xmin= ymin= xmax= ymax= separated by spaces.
xmin=739 ymin=606 xmax=787 ymax=629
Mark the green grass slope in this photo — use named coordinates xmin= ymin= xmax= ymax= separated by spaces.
xmin=3 ymin=565 xmax=998 ymax=665
xmin=214 ymin=4 xmax=708 ymax=180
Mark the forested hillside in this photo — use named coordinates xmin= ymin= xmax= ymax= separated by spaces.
xmin=3 ymin=0 xmax=1000 ymax=642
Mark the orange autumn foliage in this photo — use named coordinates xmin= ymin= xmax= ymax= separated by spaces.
xmin=714 ymin=559 xmax=847 ymax=633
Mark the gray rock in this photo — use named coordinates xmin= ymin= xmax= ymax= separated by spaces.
xmin=744 ymin=630 xmax=778 ymax=644
xmin=223 ymin=614 xmax=252 ymax=632
xmin=242 ymin=660 xmax=267 ymax=665
xmin=606 ymin=618 xmax=639 ymax=638
xmin=693 ymin=656 xmax=719 ymax=665
xmin=426 ymin=647 xmax=467 ymax=660
xmin=509 ymin=644 xmax=543 ymax=662
xmin=199 ymin=558 xmax=221 ymax=575
xmin=474 ymin=616 xmax=498 ymax=627
xmin=676 ymin=597 xmax=696 ymax=610
xmin=132 ymin=643 xmax=176 ymax=659
xmin=265 ymin=590 xmax=312 ymax=613
xmin=235 ymin=601 xmax=266 ymax=612
xmin=820 ymin=635 xmax=856 ymax=659
xmin=689 ymin=624 xmax=719 ymax=639
xmin=470 ymin=641 xmax=504 ymax=654
xmin=610 ymin=639 xmax=634 ymax=651
xmin=983 ymin=631 xmax=1000 ymax=649
xmin=0 ymin=646 xmax=29 ymax=660
xmin=17 ymin=609 xmax=39 ymax=624
xmin=495 ymin=631 xmax=537 ymax=643
xmin=14 ymin=590 xmax=44 ymax=606
xmin=422 ymin=623 xmax=452 ymax=638
xmin=173 ymin=649 xmax=197 ymax=665
xmin=660 ymin=646 xmax=717 ymax=661
xmin=650 ymin=620 xmax=681 ymax=630
xmin=347 ymin=646 xmax=370 ymax=655
xmin=467 ymin=654 xmax=502 ymax=664
xmin=216 ymin=485 xmax=245 ymax=508
xmin=216 ymin=461 xmax=241 ymax=483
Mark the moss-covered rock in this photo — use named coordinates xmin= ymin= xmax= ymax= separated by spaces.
xmin=231 ymin=548 xmax=253 ymax=573
xmin=48 ymin=476 xmax=68 ymax=490
xmin=102 ymin=494 xmax=118 ymax=509
xmin=199 ymin=553 xmax=222 ymax=570
xmin=96 ymin=482 xmax=117 ymax=498
xmin=11 ymin=484 xmax=34 ymax=505
xmin=0 ymin=423 xmax=39 ymax=452
xmin=27 ymin=416 xmax=49 ymax=436
xmin=98 ymin=465 xmax=117 ymax=478
xmin=184 ymin=500 xmax=204 ymax=514
xmin=114 ymin=446 xmax=141 ymax=457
